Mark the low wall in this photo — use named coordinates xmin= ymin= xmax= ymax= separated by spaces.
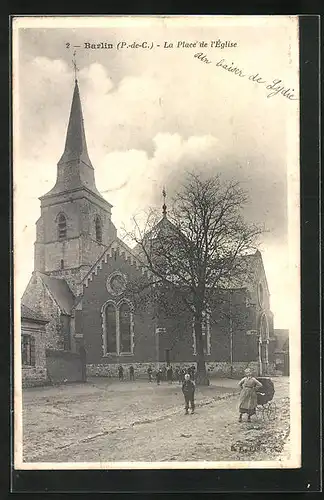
xmin=46 ymin=349 xmax=86 ymax=384
xmin=22 ymin=367 xmax=47 ymax=388
xmin=87 ymin=361 xmax=276 ymax=379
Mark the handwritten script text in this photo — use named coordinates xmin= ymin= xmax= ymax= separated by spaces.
xmin=194 ymin=53 xmax=298 ymax=101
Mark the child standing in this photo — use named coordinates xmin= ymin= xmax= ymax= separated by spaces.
xmin=182 ymin=373 xmax=195 ymax=414
xmin=156 ymin=368 xmax=162 ymax=385
xmin=147 ymin=366 xmax=153 ymax=382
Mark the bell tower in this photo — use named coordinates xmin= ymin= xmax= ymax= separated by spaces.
xmin=34 ymin=76 xmax=117 ymax=295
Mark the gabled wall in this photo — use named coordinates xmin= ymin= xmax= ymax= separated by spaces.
xmin=81 ymin=245 xmax=155 ymax=365
xmin=22 ymin=273 xmax=63 ymax=350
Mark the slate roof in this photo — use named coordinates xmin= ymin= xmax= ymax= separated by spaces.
xmin=220 ymin=251 xmax=261 ymax=289
xmin=39 ymin=273 xmax=75 ymax=315
xmin=134 ymin=216 xmax=266 ymax=291
xmin=40 ymin=80 xmax=105 ymax=201
xmin=21 ymin=303 xmax=48 ymax=323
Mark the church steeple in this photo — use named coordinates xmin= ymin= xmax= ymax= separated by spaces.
xmin=41 ymin=78 xmax=102 ymax=200
xmin=34 ymin=61 xmax=117 ymax=294
xmin=58 ymin=80 xmax=93 ymax=168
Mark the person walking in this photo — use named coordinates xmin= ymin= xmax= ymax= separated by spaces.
xmin=129 ymin=365 xmax=135 ymax=381
xmin=147 ymin=365 xmax=153 ymax=382
xmin=182 ymin=373 xmax=196 ymax=414
xmin=238 ymin=368 xmax=263 ymax=422
xmin=118 ymin=365 xmax=124 ymax=382
xmin=167 ymin=365 xmax=173 ymax=384
xmin=156 ymin=368 xmax=162 ymax=385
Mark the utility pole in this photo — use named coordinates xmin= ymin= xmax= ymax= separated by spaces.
xmin=229 ymin=290 xmax=234 ymax=378
xmin=155 ymin=326 xmax=160 ymax=369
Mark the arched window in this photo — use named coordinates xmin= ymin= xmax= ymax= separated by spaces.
xmin=105 ymin=303 xmax=117 ymax=354
xmin=102 ymin=300 xmax=134 ymax=356
xmin=119 ymin=302 xmax=132 ymax=354
xmin=57 ymin=213 xmax=67 ymax=240
xmin=95 ymin=215 xmax=102 ymax=243
xmin=60 ymin=259 xmax=64 ymax=269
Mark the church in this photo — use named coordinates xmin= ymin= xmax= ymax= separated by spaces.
xmin=21 ymin=78 xmax=276 ymax=386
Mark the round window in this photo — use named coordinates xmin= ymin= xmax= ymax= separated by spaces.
xmin=106 ymin=272 xmax=127 ymax=296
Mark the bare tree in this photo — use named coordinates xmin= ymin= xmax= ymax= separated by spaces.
xmin=124 ymin=172 xmax=264 ymax=385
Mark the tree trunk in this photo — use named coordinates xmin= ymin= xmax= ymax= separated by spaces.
xmin=194 ymin=315 xmax=209 ymax=385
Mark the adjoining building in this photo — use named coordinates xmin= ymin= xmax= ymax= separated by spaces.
xmin=21 ymin=304 xmax=49 ymax=386
xmin=21 ymin=78 xmax=276 ymax=383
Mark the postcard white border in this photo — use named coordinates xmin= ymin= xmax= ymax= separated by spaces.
xmin=12 ymin=14 xmax=301 ymax=471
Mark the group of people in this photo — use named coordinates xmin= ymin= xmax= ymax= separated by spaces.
xmin=118 ymin=365 xmax=134 ymax=381
xmin=117 ymin=364 xmax=265 ymax=419
xmin=181 ymin=367 xmax=264 ymax=418
xmin=117 ymin=364 xmax=196 ymax=384
xmin=147 ymin=364 xmax=196 ymax=385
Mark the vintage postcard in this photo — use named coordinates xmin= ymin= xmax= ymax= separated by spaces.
xmin=13 ymin=15 xmax=300 ymax=470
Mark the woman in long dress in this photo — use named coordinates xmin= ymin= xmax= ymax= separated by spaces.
xmin=238 ymin=368 xmax=263 ymax=422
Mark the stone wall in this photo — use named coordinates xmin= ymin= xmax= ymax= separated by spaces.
xmin=22 ymin=367 xmax=47 ymax=387
xmin=87 ymin=360 xmax=276 ymax=379
xmin=22 ymin=273 xmax=63 ymax=350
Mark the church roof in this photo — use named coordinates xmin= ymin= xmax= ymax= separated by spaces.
xmin=219 ymin=250 xmax=269 ymax=291
xmin=58 ymin=80 xmax=93 ymax=168
xmin=21 ymin=303 xmax=49 ymax=323
xmin=38 ymin=273 xmax=75 ymax=315
xmin=134 ymin=213 xmax=266 ymax=291
xmin=40 ymin=79 xmax=106 ymax=201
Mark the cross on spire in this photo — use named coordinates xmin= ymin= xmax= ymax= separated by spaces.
xmin=72 ymin=50 xmax=79 ymax=82
xmin=162 ymin=187 xmax=167 ymax=218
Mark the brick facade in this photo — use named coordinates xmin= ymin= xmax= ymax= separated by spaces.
xmin=79 ymin=242 xmax=274 ymax=373
xmin=80 ymin=247 xmax=156 ymax=365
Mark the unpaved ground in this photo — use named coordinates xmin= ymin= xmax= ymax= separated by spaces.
xmin=21 ymin=377 xmax=290 ymax=463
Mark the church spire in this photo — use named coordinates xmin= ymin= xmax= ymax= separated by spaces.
xmin=42 ymin=72 xmax=105 ymax=200
xmin=58 ymin=79 xmax=93 ymax=168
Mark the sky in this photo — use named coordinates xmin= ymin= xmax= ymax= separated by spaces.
xmin=13 ymin=16 xmax=300 ymax=328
